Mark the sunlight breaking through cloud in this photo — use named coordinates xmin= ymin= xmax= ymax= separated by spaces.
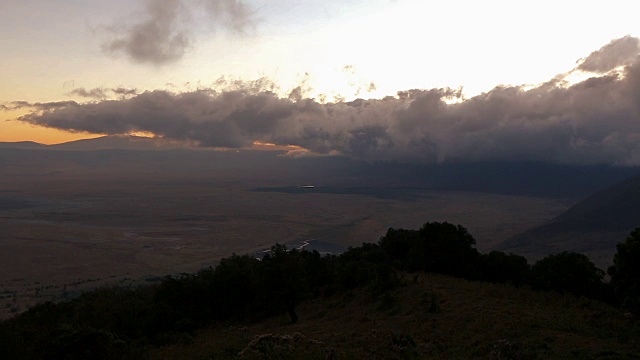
xmin=12 ymin=37 xmax=640 ymax=166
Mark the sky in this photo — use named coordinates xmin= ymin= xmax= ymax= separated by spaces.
xmin=2 ymin=0 xmax=640 ymax=165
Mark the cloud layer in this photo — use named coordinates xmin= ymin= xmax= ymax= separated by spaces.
xmin=103 ymin=0 xmax=255 ymax=65
xmin=14 ymin=37 xmax=640 ymax=165
xmin=68 ymin=87 xmax=138 ymax=100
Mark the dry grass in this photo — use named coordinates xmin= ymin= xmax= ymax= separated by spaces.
xmin=150 ymin=273 xmax=640 ymax=359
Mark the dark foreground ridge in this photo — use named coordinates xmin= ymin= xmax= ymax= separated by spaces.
xmin=1 ymin=222 xmax=640 ymax=359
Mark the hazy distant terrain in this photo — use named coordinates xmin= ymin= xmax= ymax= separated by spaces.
xmin=500 ymin=173 xmax=640 ymax=268
xmin=0 ymin=137 xmax=638 ymax=317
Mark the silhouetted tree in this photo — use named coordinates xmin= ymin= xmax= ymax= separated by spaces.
xmin=297 ymin=249 xmax=333 ymax=295
xmin=335 ymin=243 xmax=399 ymax=293
xmin=608 ymin=228 xmax=640 ymax=313
xmin=378 ymin=228 xmax=417 ymax=269
xmin=259 ymin=244 xmax=306 ymax=323
xmin=208 ymin=254 xmax=261 ymax=321
xmin=480 ymin=251 xmax=530 ymax=286
xmin=379 ymin=222 xmax=480 ymax=278
xmin=531 ymin=252 xmax=606 ymax=299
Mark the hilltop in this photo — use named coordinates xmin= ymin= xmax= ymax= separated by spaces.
xmin=152 ymin=273 xmax=640 ymax=359
xmin=4 ymin=271 xmax=638 ymax=359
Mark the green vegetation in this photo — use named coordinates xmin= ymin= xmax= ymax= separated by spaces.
xmin=1 ymin=222 xmax=640 ymax=359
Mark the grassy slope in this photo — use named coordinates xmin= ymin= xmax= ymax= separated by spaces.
xmin=151 ymin=273 xmax=640 ymax=359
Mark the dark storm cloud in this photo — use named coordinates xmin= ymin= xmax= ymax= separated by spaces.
xmin=17 ymin=37 xmax=640 ymax=165
xmin=103 ymin=0 xmax=255 ymax=65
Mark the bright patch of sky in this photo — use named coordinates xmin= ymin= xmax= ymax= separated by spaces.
xmin=1 ymin=0 xmax=639 ymax=143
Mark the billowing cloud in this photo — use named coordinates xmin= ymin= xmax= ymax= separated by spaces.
xmin=200 ymin=0 xmax=254 ymax=34
xmin=112 ymin=87 xmax=138 ymax=97
xmin=103 ymin=0 xmax=255 ymax=65
xmin=3 ymin=101 xmax=78 ymax=111
xmin=68 ymin=87 xmax=138 ymax=99
xmin=16 ymin=37 xmax=640 ymax=165
xmin=578 ymin=35 xmax=640 ymax=73
xmin=69 ymin=87 xmax=108 ymax=99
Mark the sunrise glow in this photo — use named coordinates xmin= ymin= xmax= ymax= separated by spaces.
xmin=1 ymin=0 xmax=639 ymax=145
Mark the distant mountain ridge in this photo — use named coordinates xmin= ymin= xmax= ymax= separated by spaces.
xmin=0 ymin=141 xmax=46 ymax=150
xmin=50 ymin=135 xmax=187 ymax=151
xmin=497 ymin=173 xmax=640 ymax=268
xmin=1 ymin=136 xmax=639 ymax=199
xmin=0 ymin=135 xmax=185 ymax=151
xmin=553 ymin=174 xmax=640 ymax=231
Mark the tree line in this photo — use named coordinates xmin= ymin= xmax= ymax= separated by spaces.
xmin=1 ymin=222 xmax=639 ymax=359
xmin=380 ymin=222 xmax=640 ymax=311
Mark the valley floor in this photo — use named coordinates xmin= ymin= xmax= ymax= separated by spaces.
xmin=0 ymin=182 xmax=569 ymax=319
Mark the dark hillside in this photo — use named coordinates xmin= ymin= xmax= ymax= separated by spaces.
xmin=499 ymin=174 xmax=640 ymax=268
xmin=156 ymin=273 xmax=640 ymax=359
xmin=553 ymin=174 xmax=640 ymax=231
xmin=3 ymin=222 xmax=639 ymax=359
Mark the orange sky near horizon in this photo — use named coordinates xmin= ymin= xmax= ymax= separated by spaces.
xmin=2 ymin=111 xmax=100 ymax=144
xmin=2 ymin=0 xmax=639 ymax=146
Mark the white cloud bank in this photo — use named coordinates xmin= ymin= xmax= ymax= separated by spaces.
xmin=12 ymin=37 xmax=640 ymax=165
